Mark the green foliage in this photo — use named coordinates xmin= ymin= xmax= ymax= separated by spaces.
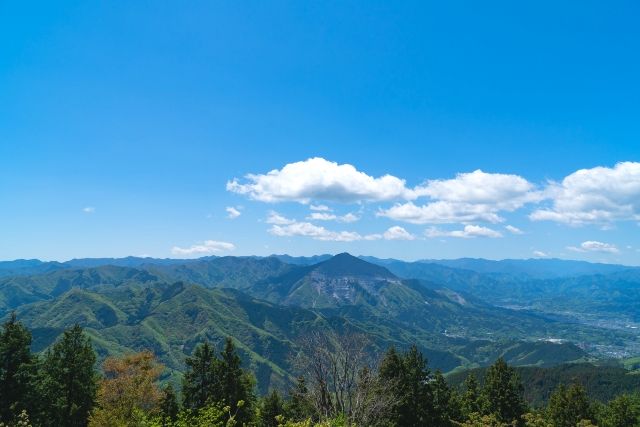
xmin=159 ymin=384 xmax=180 ymax=426
xmin=597 ymin=393 xmax=640 ymax=427
xmin=481 ymin=358 xmax=527 ymax=424
xmin=0 ymin=313 xmax=34 ymax=423
xmin=182 ymin=341 xmax=220 ymax=409
xmin=378 ymin=345 xmax=437 ymax=426
xmin=547 ymin=383 xmax=594 ymax=427
xmin=284 ymin=377 xmax=315 ymax=422
xmin=39 ymin=324 xmax=98 ymax=427
xmin=461 ymin=373 xmax=483 ymax=417
xmin=181 ymin=339 xmax=255 ymax=425
xmin=258 ymin=390 xmax=284 ymax=427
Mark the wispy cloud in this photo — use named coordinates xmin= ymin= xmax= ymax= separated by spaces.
xmin=82 ymin=207 xmax=95 ymax=214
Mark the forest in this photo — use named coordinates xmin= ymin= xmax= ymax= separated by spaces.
xmin=1 ymin=315 xmax=638 ymax=427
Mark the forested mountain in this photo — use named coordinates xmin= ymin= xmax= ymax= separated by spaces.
xmin=1 ymin=253 xmax=639 ymax=396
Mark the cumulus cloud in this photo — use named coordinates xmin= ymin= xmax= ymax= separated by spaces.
xmin=82 ymin=207 xmax=95 ymax=214
xmin=416 ymin=169 xmax=539 ymax=208
xmin=383 ymin=226 xmax=415 ymax=240
xmin=567 ymin=240 xmax=620 ymax=254
xmin=530 ymin=162 xmax=640 ymax=226
xmin=227 ymin=157 xmax=413 ymax=203
xmin=425 ymin=225 xmax=503 ymax=239
xmin=533 ymin=250 xmax=549 ymax=257
xmin=171 ymin=240 xmax=235 ymax=256
xmin=505 ymin=225 xmax=524 ymax=234
xmin=226 ymin=206 xmax=241 ymax=219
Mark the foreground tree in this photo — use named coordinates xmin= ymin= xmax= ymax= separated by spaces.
xmin=39 ymin=325 xmax=98 ymax=427
xmin=547 ymin=383 xmax=594 ymax=427
xmin=218 ymin=337 xmax=255 ymax=425
xmin=284 ymin=376 xmax=315 ymax=422
xmin=0 ymin=314 xmax=34 ymax=423
xmin=258 ymin=390 xmax=284 ymax=427
xmin=481 ymin=358 xmax=527 ymax=424
xmin=182 ymin=341 xmax=220 ymax=410
xmin=296 ymin=331 xmax=393 ymax=425
xmin=89 ymin=351 xmax=163 ymax=426
xmin=597 ymin=393 xmax=640 ymax=427
xmin=159 ymin=384 xmax=180 ymax=426
xmin=379 ymin=345 xmax=434 ymax=426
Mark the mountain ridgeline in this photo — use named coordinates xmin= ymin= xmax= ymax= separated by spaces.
xmin=0 ymin=253 xmax=639 ymax=394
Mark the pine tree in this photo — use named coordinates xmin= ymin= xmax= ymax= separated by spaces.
xmin=218 ymin=337 xmax=255 ymax=425
xmin=259 ymin=390 xmax=284 ymax=427
xmin=481 ymin=358 xmax=527 ymax=424
xmin=0 ymin=313 xmax=34 ymax=423
xmin=182 ymin=341 xmax=221 ymax=410
xmin=40 ymin=325 xmax=98 ymax=427
xmin=462 ymin=373 xmax=482 ymax=417
xmin=159 ymin=383 xmax=180 ymax=426
xmin=432 ymin=370 xmax=456 ymax=426
xmin=379 ymin=345 xmax=433 ymax=426
xmin=547 ymin=383 xmax=593 ymax=427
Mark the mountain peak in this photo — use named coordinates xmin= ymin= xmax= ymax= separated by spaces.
xmin=313 ymin=253 xmax=397 ymax=279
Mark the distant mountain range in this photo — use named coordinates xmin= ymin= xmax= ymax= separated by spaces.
xmin=1 ymin=253 xmax=638 ymax=392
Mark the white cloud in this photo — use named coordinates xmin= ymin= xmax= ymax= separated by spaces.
xmin=505 ymin=225 xmax=524 ymax=234
xmin=82 ymin=207 xmax=95 ymax=214
xmin=266 ymin=211 xmax=295 ymax=225
xmin=171 ymin=240 xmax=235 ymax=256
xmin=383 ymin=226 xmax=415 ymax=240
xmin=226 ymin=206 xmax=241 ymax=219
xmin=416 ymin=169 xmax=539 ymax=209
xmin=269 ymin=222 xmax=363 ymax=242
xmin=425 ymin=225 xmax=503 ymax=239
xmin=531 ymin=162 xmax=640 ymax=226
xmin=532 ymin=250 xmax=549 ymax=258
xmin=378 ymin=201 xmax=504 ymax=224
xmin=567 ymin=240 xmax=619 ymax=254
xmin=268 ymin=221 xmax=411 ymax=242
xmin=307 ymin=212 xmax=360 ymax=223
xmin=308 ymin=212 xmax=337 ymax=221
xmin=310 ymin=204 xmax=331 ymax=211
xmin=379 ymin=170 xmax=539 ymax=225
xmin=227 ymin=157 xmax=413 ymax=203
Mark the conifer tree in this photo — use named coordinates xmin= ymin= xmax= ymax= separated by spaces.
xmin=218 ymin=337 xmax=255 ymax=425
xmin=598 ymin=393 xmax=640 ymax=427
xmin=258 ymin=390 xmax=284 ymax=427
xmin=547 ymin=383 xmax=593 ymax=427
xmin=481 ymin=358 xmax=527 ymax=424
xmin=40 ymin=324 xmax=98 ymax=427
xmin=462 ymin=373 xmax=482 ymax=417
xmin=159 ymin=383 xmax=179 ymax=426
xmin=379 ymin=345 xmax=433 ymax=426
xmin=182 ymin=341 xmax=221 ymax=410
xmin=285 ymin=376 xmax=315 ymax=422
xmin=0 ymin=313 xmax=34 ymax=423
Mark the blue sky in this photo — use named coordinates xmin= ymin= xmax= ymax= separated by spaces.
xmin=1 ymin=1 xmax=639 ymax=264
